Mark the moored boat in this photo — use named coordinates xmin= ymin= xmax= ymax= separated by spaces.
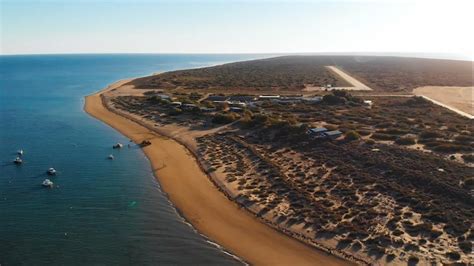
xmin=47 ymin=168 xmax=57 ymax=175
xmin=113 ymin=143 xmax=123 ymax=149
xmin=108 ymin=154 xmax=114 ymax=160
xmin=13 ymin=157 xmax=22 ymax=164
xmin=42 ymin=179 xmax=54 ymax=187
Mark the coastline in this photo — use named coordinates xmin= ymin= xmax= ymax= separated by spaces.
xmin=84 ymin=80 xmax=351 ymax=265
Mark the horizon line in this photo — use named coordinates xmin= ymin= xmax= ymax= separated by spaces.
xmin=0 ymin=52 xmax=472 ymax=61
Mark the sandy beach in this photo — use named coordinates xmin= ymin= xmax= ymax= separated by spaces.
xmin=84 ymin=80 xmax=350 ymax=265
xmin=413 ymin=86 xmax=473 ymax=118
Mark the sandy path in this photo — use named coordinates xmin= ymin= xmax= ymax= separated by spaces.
xmin=84 ymin=81 xmax=350 ymax=266
xmin=326 ymin=66 xmax=372 ymax=91
xmin=413 ymin=86 xmax=473 ymax=118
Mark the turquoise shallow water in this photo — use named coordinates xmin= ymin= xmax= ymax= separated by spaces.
xmin=0 ymin=54 xmax=267 ymax=265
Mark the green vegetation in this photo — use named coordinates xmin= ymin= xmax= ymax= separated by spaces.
xmin=344 ymin=130 xmax=361 ymax=141
xmin=395 ymin=136 xmax=416 ymax=145
xmin=461 ymin=154 xmax=474 ymax=163
xmin=322 ymin=90 xmax=363 ymax=106
xmin=130 ymin=56 xmax=473 ymax=92
xmin=212 ymin=113 xmax=239 ymax=124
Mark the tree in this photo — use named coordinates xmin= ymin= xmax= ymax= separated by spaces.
xmin=345 ymin=130 xmax=361 ymax=141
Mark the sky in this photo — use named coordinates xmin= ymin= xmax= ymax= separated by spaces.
xmin=1 ymin=0 xmax=473 ymax=59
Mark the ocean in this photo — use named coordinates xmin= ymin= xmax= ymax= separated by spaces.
xmin=0 ymin=54 xmax=267 ymax=265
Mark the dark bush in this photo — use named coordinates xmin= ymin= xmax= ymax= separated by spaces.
xmin=345 ymin=130 xmax=361 ymax=141
xmin=371 ymin=133 xmax=397 ymax=141
xmin=445 ymin=251 xmax=461 ymax=260
xmin=365 ymin=139 xmax=376 ymax=145
xmin=395 ymin=137 xmax=416 ymax=145
xmin=461 ymin=154 xmax=474 ymax=163
xmin=433 ymin=144 xmax=470 ymax=153
xmin=458 ymin=241 xmax=472 ymax=254
xmin=212 ymin=113 xmax=238 ymax=124
xmin=419 ymin=130 xmax=443 ymax=139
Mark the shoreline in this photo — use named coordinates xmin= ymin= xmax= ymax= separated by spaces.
xmin=84 ymin=80 xmax=352 ymax=265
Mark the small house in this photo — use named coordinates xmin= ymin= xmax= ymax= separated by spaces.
xmin=258 ymin=95 xmax=280 ymax=100
xmin=302 ymin=96 xmax=322 ymax=104
xmin=156 ymin=94 xmax=171 ymax=100
xmin=229 ymin=107 xmax=244 ymax=113
xmin=307 ymin=127 xmax=328 ymax=136
xmin=323 ymin=130 xmax=343 ymax=140
xmin=182 ymin=103 xmax=199 ymax=111
xmin=200 ymin=107 xmax=216 ymax=112
xmin=229 ymin=102 xmax=247 ymax=108
xmin=228 ymin=95 xmax=256 ymax=103
xmin=205 ymin=95 xmax=229 ymax=102
xmin=277 ymin=96 xmax=303 ymax=104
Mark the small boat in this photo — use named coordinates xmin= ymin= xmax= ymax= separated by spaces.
xmin=42 ymin=179 xmax=54 ymax=187
xmin=13 ymin=157 xmax=23 ymax=164
xmin=113 ymin=143 xmax=123 ymax=149
xmin=108 ymin=154 xmax=114 ymax=160
xmin=17 ymin=149 xmax=24 ymax=156
xmin=47 ymin=168 xmax=57 ymax=175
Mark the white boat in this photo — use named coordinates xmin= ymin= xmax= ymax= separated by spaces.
xmin=108 ymin=154 xmax=114 ymax=160
xmin=113 ymin=143 xmax=123 ymax=149
xmin=42 ymin=179 xmax=54 ymax=187
xmin=17 ymin=149 xmax=24 ymax=156
xmin=13 ymin=157 xmax=23 ymax=164
xmin=47 ymin=168 xmax=57 ymax=175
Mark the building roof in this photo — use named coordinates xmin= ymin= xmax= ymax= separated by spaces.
xmin=302 ymin=96 xmax=323 ymax=102
xmin=309 ymin=127 xmax=328 ymax=134
xmin=205 ymin=95 xmax=228 ymax=102
xmin=228 ymin=95 xmax=256 ymax=102
xmin=229 ymin=107 xmax=243 ymax=112
xmin=156 ymin=94 xmax=170 ymax=99
xmin=258 ymin=95 xmax=280 ymax=99
xmin=324 ymin=130 xmax=343 ymax=136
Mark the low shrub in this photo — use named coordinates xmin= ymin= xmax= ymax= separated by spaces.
xmin=462 ymin=154 xmax=474 ymax=163
xmin=395 ymin=137 xmax=416 ymax=145
xmin=433 ymin=144 xmax=470 ymax=153
xmin=459 ymin=240 xmax=472 ymax=254
xmin=212 ymin=113 xmax=238 ymax=124
xmin=365 ymin=139 xmax=376 ymax=145
xmin=371 ymin=133 xmax=397 ymax=141
xmin=345 ymin=130 xmax=361 ymax=141
xmin=419 ymin=130 xmax=443 ymax=139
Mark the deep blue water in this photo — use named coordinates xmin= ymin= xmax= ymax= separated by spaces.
xmin=0 ymin=54 xmax=268 ymax=265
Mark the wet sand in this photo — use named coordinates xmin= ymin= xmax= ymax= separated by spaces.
xmin=84 ymin=80 xmax=351 ymax=265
